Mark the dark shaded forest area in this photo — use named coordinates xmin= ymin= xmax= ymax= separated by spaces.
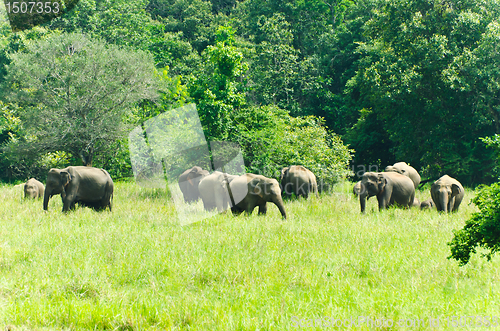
xmin=1 ymin=0 xmax=500 ymax=186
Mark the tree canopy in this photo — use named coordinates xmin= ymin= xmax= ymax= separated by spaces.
xmin=1 ymin=32 xmax=158 ymax=167
xmin=1 ymin=0 xmax=500 ymax=186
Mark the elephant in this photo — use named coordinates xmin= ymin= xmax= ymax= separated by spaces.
xmin=198 ymin=171 xmax=238 ymax=212
xmin=228 ymin=174 xmax=287 ymax=219
xmin=420 ymin=198 xmax=435 ymax=210
xmin=24 ymin=178 xmax=44 ymax=199
xmin=280 ymin=165 xmax=318 ymax=198
xmin=359 ymin=172 xmax=415 ymax=212
xmin=44 ymin=166 xmax=114 ymax=212
xmin=412 ymin=197 xmax=420 ymax=208
xmin=385 ymin=162 xmax=421 ymax=189
xmin=178 ymin=166 xmax=210 ymax=203
xmin=353 ymin=181 xmax=362 ymax=196
xmin=431 ymin=175 xmax=464 ymax=213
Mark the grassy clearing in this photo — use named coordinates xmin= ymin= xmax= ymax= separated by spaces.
xmin=0 ymin=181 xmax=498 ymax=330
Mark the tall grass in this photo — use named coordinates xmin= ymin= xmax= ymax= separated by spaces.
xmin=0 ymin=182 xmax=498 ymax=330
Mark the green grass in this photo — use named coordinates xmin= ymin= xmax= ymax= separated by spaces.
xmin=0 ymin=182 xmax=498 ymax=330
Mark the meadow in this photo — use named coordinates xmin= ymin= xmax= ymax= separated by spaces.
xmin=0 ymin=181 xmax=498 ymax=330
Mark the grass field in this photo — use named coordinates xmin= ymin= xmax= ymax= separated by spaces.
xmin=0 ymin=181 xmax=498 ymax=330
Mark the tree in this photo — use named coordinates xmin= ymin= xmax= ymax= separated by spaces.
xmin=448 ymin=182 xmax=500 ymax=266
xmin=1 ymin=32 xmax=158 ymax=166
xmin=345 ymin=0 xmax=500 ymax=184
xmin=249 ymin=14 xmax=299 ymax=110
xmin=231 ymin=105 xmax=353 ymax=187
xmin=188 ymin=25 xmax=248 ymax=141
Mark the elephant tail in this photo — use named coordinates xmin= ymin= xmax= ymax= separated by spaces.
xmin=102 ymin=178 xmax=113 ymax=211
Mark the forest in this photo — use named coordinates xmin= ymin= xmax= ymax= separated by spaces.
xmin=1 ymin=0 xmax=500 ymax=186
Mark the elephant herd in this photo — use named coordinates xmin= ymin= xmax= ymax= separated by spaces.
xmin=16 ymin=162 xmax=464 ymax=216
xmin=19 ymin=166 xmax=114 ymax=212
xmin=354 ymin=162 xmax=464 ymax=213
xmin=178 ymin=165 xmax=319 ymax=219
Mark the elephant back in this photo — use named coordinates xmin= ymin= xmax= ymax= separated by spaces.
xmin=385 ymin=162 xmax=420 ymax=188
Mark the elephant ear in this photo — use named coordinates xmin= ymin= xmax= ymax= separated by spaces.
xmin=186 ymin=168 xmax=199 ymax=186
xmin=451 ymin=183 xmax=462 ymax=196
xmin=252 ymin=182 xmax=265 ymax=198
xmin=60 ymin=171 xmax=72 ymax=187
xmin=280 ymin=167 xmax=289 ymax=181
xmin=377 ymin=173 xmax=387 ymax=192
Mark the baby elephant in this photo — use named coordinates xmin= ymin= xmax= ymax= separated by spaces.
xmin=420 ymin=199 xmax=435 ymax=210
xmin=24 ymin=178 xmax=44 ymax=199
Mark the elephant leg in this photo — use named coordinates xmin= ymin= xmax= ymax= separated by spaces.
xmin=378 ymin=186 xmax=393 ymax=210
xmin=283 ymin=183 xmax=293 ymax=199
xmin=62 ymin=200 xmax=72 ymax=212
xmin=214 ymin=189 xmax=226 ymax=213
xmin=245 ymin=202 xmax=257 ymax=216
xmin=63 ymin=194 xmax=77 ymax=212
xmin=231 ymin=206 xmax=244 ymax=215
xmin=448 ymin=196 xmax=455 ymax=213
xmin=101 ymin=190 xmax=112 ymax=211
xmin=258 ymin=203 xmax=267 ymax=215
xmin=360 ymin=191 xmax=368 ymax=213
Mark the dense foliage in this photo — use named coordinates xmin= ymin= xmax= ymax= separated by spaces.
xmin=448 ymin=183 xmax=500 ymax=266
xmin=1 ymin=0 xmax=500 ymax=186
xmin=2 ymin=33 xmax=158 ymax=166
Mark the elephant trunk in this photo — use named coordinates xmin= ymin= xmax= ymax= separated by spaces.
xmin=439 ymin=192 xmax=448 ymax=213
xmin=273 ymin=196 xmax=287 ymax=219
xmin=43 ymin=190 xmax=51 ymax=210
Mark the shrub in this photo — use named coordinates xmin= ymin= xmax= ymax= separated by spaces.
xmin=448 ymin=183 xmax=500 ymax=266
xmin=231 ymin=105 xmax=353 ymax=189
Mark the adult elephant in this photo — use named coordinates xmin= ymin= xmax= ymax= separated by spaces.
xmin=359 ymin=172 xmax=415 ymax=213
xmin=385 ymin=162 xmax=421 ymax=189
xmin=229 ymin=174 xmax=287 ymax=219
xmin=43 ymin=166 xmax=114 ymax=212
xmin=280 ymin=165 xmax=318 ymax=199
xmin=431 ymin=175 xmax=464 ymax=213
xmin=198 ymin=171 xmax=238 ymax=212
xmin=178 ymin=166 xmax=210 ymax=203
xmin=24 ymin=178 xmax=44 ymax=199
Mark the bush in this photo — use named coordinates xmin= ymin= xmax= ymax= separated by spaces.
xmin=448 ymin=183 xmax=500 ymax=266
xmin=231 ymin=105 xmax=353 ymax=189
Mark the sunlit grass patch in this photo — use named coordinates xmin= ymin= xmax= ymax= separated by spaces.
xmin=0 ymin=181 xmax=497 ymax=330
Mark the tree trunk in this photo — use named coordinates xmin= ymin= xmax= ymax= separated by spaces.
xmin=81 ymin=149 xmax=93 ymax=167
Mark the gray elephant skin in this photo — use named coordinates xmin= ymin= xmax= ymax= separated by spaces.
xmin=24 ymin=178 xmax=44 ymax=199
xmin=280 ymin=165 xmax=318 ymax=198
xmin=229 ymin=174 xmax=287 ymax=219
xmin=353 ymin=181 xmax=362 ymax=195
xmin=420 ymin=198 xmax=435 ymax=210
xmin=44 ymin=166 xmax=114 ymax=212
xmin=431 ymin=175 xmax=464 ymax=213
xmin=385 ymin=162 xmax=421 ymax=189
xmin=359 ymin=172 xmax=415 ymax=212
xmin=412 ymin=197 xmax=420 ymax=208
xmin=178 ymin=166 xmax=209 ymax=203
xmin=198 ymin=171 xmax=238 ymax=212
